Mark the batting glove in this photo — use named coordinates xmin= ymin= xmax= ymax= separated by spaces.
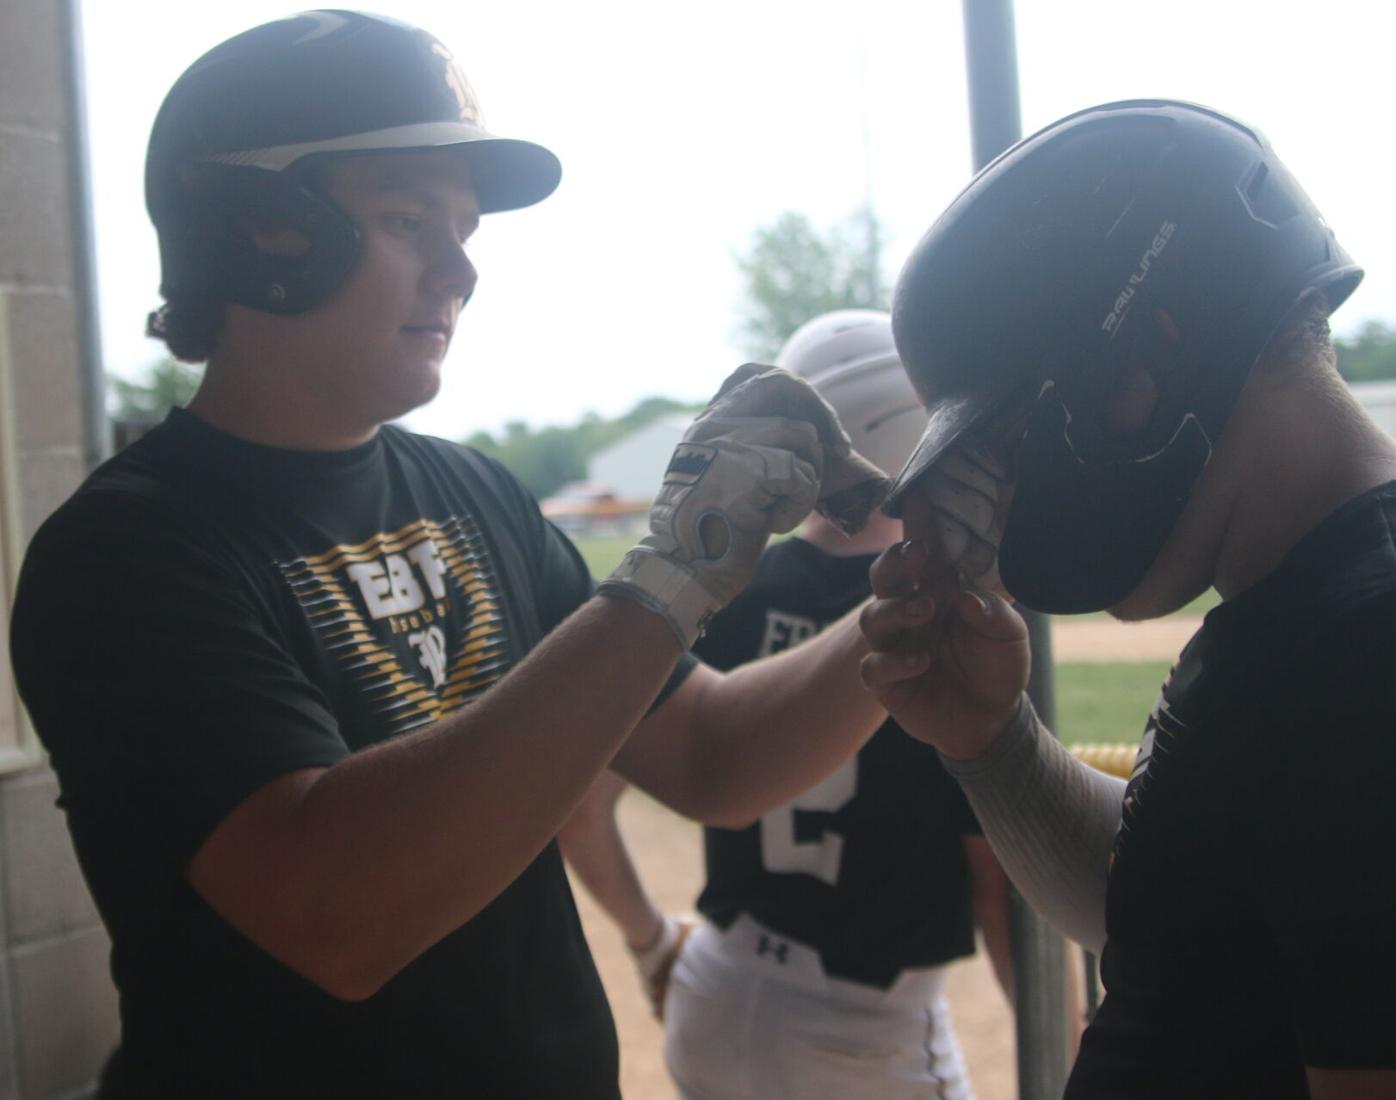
xmin=599 ymin=367 xmax=840 ymax=648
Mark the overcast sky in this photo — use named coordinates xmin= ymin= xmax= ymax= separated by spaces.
xmin=80 ymin=1 xmax=1396 ymax=441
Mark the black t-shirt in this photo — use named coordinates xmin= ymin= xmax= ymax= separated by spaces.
xmin=1067 ymin=482 xmax=1396 ymax=1099
xmin=694 ymin=537 xmax=981 ymax=989
xmin=9 ymin=410 xmax=647 ymax=1098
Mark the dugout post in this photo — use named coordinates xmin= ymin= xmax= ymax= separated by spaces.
xmin=961 ymin=2 xmax=1074 ymax=1095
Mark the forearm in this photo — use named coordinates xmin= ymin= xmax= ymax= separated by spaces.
xmin=557 ymin=777 xmax=663 ymax=950
xmin=618 ymin=609 xmax=883 ymax=826
xmin=1306 ymin=1067 xmax=1396 ymax=1099
xmin=965 ymin=834 xmax=1016 ymax=1001
xmin=699 ymin=610 xmax=881 ymax=822
xmin=939 ymin=697 xmax=1124 ymax=956
xmin=190 ymin=595 xmax=682 ymax=999
xmin=979 ymin=896 xmax=1016 ymax=1002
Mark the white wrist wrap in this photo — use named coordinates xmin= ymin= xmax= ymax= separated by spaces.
xmin=631 ymin=913 xmax=683 ymax=981
xmin=597 ymin=548 xmax=720 ymax=649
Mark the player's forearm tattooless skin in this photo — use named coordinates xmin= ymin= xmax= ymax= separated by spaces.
xmin=939 ymin=698 xmax=1124 ymax=956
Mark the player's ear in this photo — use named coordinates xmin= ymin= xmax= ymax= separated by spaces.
xmin=1101 ymin=362 xmax=1158 ymax=436
xmin=1102 ymin=307 xmax=1180 ymax=437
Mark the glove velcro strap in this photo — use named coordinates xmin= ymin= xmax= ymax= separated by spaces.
xmin=596 ymin=549 xmax=720 ymax=650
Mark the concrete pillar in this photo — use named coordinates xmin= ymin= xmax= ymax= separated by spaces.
xmin=0 ymin=0 xmax=120 ymax=1095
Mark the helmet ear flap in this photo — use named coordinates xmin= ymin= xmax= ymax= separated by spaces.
xmin=1099 ymin=359 xmax=1159 ymax=438
xmin=1057 ymin=304 xmax=1194 ymax=464
xmin=160 ymin=164 xmax=361 ymax=315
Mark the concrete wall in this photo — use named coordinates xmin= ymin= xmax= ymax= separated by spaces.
xmin=0 ymin=1 xmax=120 ymax=1096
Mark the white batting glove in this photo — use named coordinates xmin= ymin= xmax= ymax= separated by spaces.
xmin=598 ymin=373 xmax=826 ymax=648
xmin=922 ymin=442 xmax=1009 ymax=594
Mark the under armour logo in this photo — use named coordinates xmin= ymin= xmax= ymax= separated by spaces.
xmin=756 ymin=934 xmax=789 ymax=964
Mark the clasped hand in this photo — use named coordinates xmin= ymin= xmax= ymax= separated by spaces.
xmin=858 ymin=530 xmax=1031 ymax=761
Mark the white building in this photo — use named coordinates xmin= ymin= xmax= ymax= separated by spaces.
xmin=587 ymin=414 xmax=691 ymax=501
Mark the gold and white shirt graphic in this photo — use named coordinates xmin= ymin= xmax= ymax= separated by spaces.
xmin=277 ymin=513 xmax=509 ymax=734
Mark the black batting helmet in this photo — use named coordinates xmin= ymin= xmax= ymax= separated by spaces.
xmin=885 ymin=99 xmax=1361 ymax=613
xmin=146 ymin=9 xmax=561 ymax=315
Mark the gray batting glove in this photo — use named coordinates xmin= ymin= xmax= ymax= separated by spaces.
xmin=598 ymin=372 xmax=826 ymax=648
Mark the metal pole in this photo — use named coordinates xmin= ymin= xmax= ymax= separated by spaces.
xmin=1011 ymin=883 xmax=1071 ymax=1099
xmin=60 ymin=0 xmax=111 ymax=470
xmin=960 ymin=3 xmax=1072 ymax=1097
xmin=1011 ymin=612 xmax=1071 ymax=1100
xmin=855 ymin=29 xmax=883 ymax=307
xmin=1083 ymin=951 xmax=1101 ymax=1021
xmin=962 ymin=0 xmax=1023 ymax=174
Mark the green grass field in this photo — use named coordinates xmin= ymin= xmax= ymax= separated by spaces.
xmin=570 ymin=533 xmax=1173 ymax=747
xmin=1053 ymin=661 xmax=1169 ymax=745
xmin=571 ymin=533 xmax=643 ymax=578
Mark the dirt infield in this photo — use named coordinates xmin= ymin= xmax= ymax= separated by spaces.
xmin=571 ymin=617 xmax=1194 ymax=1098
xmin=1050 ymin=616 xmax=1200 ymax=662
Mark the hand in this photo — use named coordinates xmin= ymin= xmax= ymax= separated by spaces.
xmin=598 ymin=367 xmax=826 ymax=647
xmin=859 ymin=538 xmax=1029 ymax=759
xmin=647 ymin=415 xmax=823 ymax=609
xmin=630 ymin=912 xmax=697 ymax=1020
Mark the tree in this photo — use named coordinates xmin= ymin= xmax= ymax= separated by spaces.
xmin=734 ymin=206 xmax=890 ymax=362
xmin=464 ymin=421 xmax=588 ymax=500
xmin=462 ymin=396 xmax=701 ymax=501
xmin=109 ymin=357 xmax=204 ymax=420
xmin=1335 ymin=321 xmax=1396 ymax=384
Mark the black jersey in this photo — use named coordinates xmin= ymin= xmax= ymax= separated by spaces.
xmin=1066 ymin=483 xmax=1396 ymax=1099
xmin=694 ymin=537 xmax=980 ymax=989
xmin=9 ymin=409 xmax=650 ymax=1098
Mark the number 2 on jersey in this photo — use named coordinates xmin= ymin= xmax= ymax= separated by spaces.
xmin=758 ymin=757 xmax=857 ymax=886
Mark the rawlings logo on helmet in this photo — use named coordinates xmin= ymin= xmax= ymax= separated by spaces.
xmin=1101 ymin=221 xmax=1177 ymax=336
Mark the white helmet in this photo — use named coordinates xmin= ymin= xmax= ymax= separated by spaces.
xmin=775 ymin=309 xmax=927 ymax=476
